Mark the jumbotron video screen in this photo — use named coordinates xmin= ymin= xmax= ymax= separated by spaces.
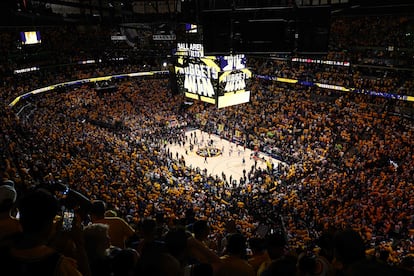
xmin=175 ymin=42 xmax=251 ymax=108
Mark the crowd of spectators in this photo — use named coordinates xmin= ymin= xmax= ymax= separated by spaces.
xmin=329 ymin=15 xmax=413 ymax=64
xmin=2 ymin=70 xmax=414 ymax=275
xmin=1 ymin=10 xmax=414 ymax=276
xmin=0 ymin=25 xmax=165 ymax=108
xmin=254 ymin=54 xmax=414 ymax=96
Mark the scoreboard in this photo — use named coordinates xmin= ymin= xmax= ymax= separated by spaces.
xmin=175 ymin=43 xmax=251 ymax=108
xmin=216 ymin=55 xmax=252 ymax=108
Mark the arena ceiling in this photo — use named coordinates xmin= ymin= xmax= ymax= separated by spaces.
xmin=0 ymin=0 xmax=413 ymax=26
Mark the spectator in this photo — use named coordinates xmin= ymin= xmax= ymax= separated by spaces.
xmin=332 ymin=229 xmax=366 ymax=274
xmin=111 ymin=247 xmax=140 ymax=276
xmin=247 ymin=237 xmax=271 ymax=274
xmin=83 ymin=223 xmax=112 ymax=276
xmin=136 ymin=218 xmax=162 ymax=256
xmin=0 ymin=181 xmax=22 ymax=244
xmin=260 ymin=256 xmax=298 ymax=276
xmin=314 ymin=232 xmax=335 ymax=276
xmin=345 ymin=258 xmax=404 ymax=276
xmin=83 ymin=223 xmax=139 ymax=276
xmin=90 ymin=200 xmax=135 ymax=249
xmin=398 ymin=255 xmax=414 ymax=276
xmin=192 ymin=219 xmax=211 ymax=246
xmin=1 ymin=189 xmax=82 ymax=276
xmin=256 ymin=232 xmax=289 ymax=275
xmin=1 ymin=20 xmax=414 ymax=270
xmin=216 ymin=233 xmax=255 ymax=276
xmin=183 ymin=263 xmax=214 ymax=276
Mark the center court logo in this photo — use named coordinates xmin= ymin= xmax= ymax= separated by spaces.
xmin=196 ymin=147 xmax=222 ymax=157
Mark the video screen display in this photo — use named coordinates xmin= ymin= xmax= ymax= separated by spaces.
xmin=216 ymin=55 xmax=252 ymax=108
xmin=20 ymin=31 xmax=41 ymax=45
xmin=217 ymin=90 xmax=251 ymax=108
xmin=216 ymin=54 xmax=247 ymax=71
xmin=175 ymin=47 xmax=251 ymax=108
xmin=185 ymin=23 xmax=198 ymax=34
xmin=175 ymin=56 xmax=220 ymax=104
xmin=176 ymin=42 xmax=205 ymax=58
xmin=217 ymin=69 xmax=251 ymax=93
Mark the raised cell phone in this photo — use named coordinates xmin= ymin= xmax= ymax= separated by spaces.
xmin=62 ymin=208 xmax=75 ymax=231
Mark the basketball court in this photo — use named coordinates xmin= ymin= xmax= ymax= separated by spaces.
xmin=167 ymin=129 xmax=285 ymax=184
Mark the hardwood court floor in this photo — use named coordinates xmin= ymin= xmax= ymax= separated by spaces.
xmin=167 ymin=129 xmax=284 ymax=184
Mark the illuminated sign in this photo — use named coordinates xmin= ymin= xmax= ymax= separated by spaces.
xmin=183 ymin=67 xmax=216 ymax=97
xmin=109 ymin=57 xmax=126 ymax=61
xmin=216 ymin=55 xmax=252 ymax=108
xmin=355 ymin=89 xmax=407 ymax=100
xmin=176 ymin=57 xmax=219 ymax=99
xmin=153 ymin=34 xmax=176 ymax=41
xmin=315 ymin=83 xmax=349 ymax=91
xmin=219 ymin=68 xmax=252 ymax=93
xmin=292 ymin=57 xmax=350 ymax=67
xmin=176 ymin=43 xmax=204 ymax=58
xmin=276 ymin=77 xmax=298 ymax=84
xmin=77 ymin=60 xmax=96 ymax=64
xmin=217 ymin=91 xmax=250 ymax=108
xmin=218 ymin=54 xmax=247 ymax=71
xmin=14 ymin=67 xmax=39 ymax=74
xmin=185 ymin=23 xmax=198 ymax=33
xmin=111 ymin=35 xmax=127 ymax=41
xmin=223 ymin=72 xmax=247 ymax=92
xmin=20 ymin=31 xmax=41 ymax=45
xmin=175 ymin=53 xmax=251 ymax=108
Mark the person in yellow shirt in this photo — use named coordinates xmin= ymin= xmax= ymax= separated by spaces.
xmin=216 ymin=233 xmax=255 ymax=276
xmin=247 ymin=237 xmax=271 ymax=274
xmin=90 ymin=200 xmax=135 ymax=249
